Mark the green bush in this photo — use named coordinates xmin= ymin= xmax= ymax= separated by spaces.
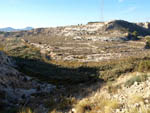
xmin=132 ymin=31 xmax=138 ymax=37
xmin=129 ymin=31 xmax=139 ymax=40
xmin=145 ymin=35 xmax=150 ymax=40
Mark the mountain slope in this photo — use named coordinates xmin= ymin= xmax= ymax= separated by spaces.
xmin=0 ymin=27 xmax=15 ymax=32
xmin=104 ymin=20 xmax=150 ymax=36
xmin=0 ymin=27 xmax=33 ymax=32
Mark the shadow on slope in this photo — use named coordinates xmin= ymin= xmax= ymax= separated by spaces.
xmin=8 ymin=56 xmax=104 ymax=112
xmin=12 ymin=56 xmax=102 ymax=85
xmin=105 ymin=20 xmax=150 ymax=36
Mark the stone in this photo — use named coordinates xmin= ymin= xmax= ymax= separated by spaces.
xmin=145 ymin=99 xmax=149 ymax=104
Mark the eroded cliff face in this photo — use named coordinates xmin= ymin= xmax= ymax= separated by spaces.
xmin=0 ymin=51 xmax=55 ymax=108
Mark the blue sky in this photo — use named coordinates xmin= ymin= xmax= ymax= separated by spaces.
xmin=0 ymin=0 xmax=150 ymax=28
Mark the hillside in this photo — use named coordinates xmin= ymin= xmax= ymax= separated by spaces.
xmin=1 ymin=20 xmax=150 ymax=113
xmin=1 ymin=20 xmax=150 ymax=41
xmin=0 ymin=51 xmax=55 ymax=112
xmin=103 ymin=20 xmax=150 ymax=36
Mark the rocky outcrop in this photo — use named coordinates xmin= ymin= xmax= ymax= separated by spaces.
xmin=0 ymin=51 xmax=55 ymax=108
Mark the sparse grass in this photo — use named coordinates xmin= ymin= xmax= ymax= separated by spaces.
xmin=45 ymin=96 xmax=77 ymax=112
xmin=2 ymin=38 xmax=150 ymax=113
xmin=18 ymin=108 xmax=34 ymax=113
xmin=128 ymin=95 xmax=144 ymax=104
xmin=128 ymin=107 xmax=139 ymax=113
xmin=138 ymin=60 xmax=150 ymax=72
xmin=56 ymin=97 xmax=77 ymax=110
xmin=51 ymin=56 xmax=139 ymax=82
xmin=5 ymin=39 xmax=150 ymax=86
xmin=3 ymin=38 xmax=100 ymax=85
xmin=128 ymin=104 xmax=150 ymax=113
xmin=6 ymin=45 xmax=42 ymax=60
xmin=49 ymin=109 xmax=61 ymax=113
xmin=75 ymin=96 xmax=121 ymax=113
xmin=0 ymin=43 xmax=4 ymax=51
xmin=96 ymin=98 xmax=121 ymax=113
xmin=145 ymin=36 xmax=150 ymax=49
xmin=107 ymin=82 xmax=121 ymax=94
xmin=75 ymin=99 xmax=92 ymax=113
xmin=140 ymin=105 xmax=150 ymax=113
xmin=145 ymin=36 xmax=150 ymax=42
xmin=4 ymin=38 xmax=150 ymax=84
xmin=124 ymin=74 xmax=148 ymax=87
xmin=0 ymin=47 xmax=4 ymax=51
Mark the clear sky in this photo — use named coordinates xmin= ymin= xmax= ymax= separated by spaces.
xmin=0 ymin=0 xmax=150 ymax=28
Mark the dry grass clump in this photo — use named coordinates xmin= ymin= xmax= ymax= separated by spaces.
xmin=45 ymin=96 xmax=77 ymax=112
xmin=75 ymin=96 xmax=121 ymax=113
xmin=106 ymin=81 xmax=122 ymax=94
xmin=127 ymin=95 xmax=150 ymax=113
xmin=75 ymin=99 xmax=92 ymax=113
xmin=138 ymin=60 xmax=150 ymax=72
xmin=145 ymin=36 xmax=150 ymax=49
xmin=56 ymin=97 xmax=77 ymax=110
xmin=49 ymin=109 xmax=61 ymax=113
xmin=128 ymin=95 xmax=144 ymax=105
xmin=96 ymin=98 xmax=121 ymax=113
xmin=0 ymin=47 xmax=4 ymax=51
xmin=0 ymin=43 xmax=4 ymax=51
xmin=18 ymin=108 xmax=34 ymax=113
xmin=128 ymin=104 xmax=150 ymax=113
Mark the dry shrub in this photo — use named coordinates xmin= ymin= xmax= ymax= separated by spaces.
xmin=75 ymin=97 xmax=121 ymax=113
xmin=18 ymin=108 xmax=34 ymax=113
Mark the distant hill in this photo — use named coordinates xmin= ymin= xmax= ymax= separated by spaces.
xmin=0 ymin=27 xmax=33 ymax=32
xmin=103 ymin=20 xmax=150 ymax=36
xmin=1 ymin=20 xmax=150 ymax=40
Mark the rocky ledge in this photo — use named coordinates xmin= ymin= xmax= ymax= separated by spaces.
xmin=0 ymin=51 xmax=55 ymax=109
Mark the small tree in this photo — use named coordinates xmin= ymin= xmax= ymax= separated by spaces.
xmin=132 ymin=31 xmax=138 ymax=37
xmin=131 ymin=31 xmax=138 ymax=40
xmin=128 ymin=31 xmax=139 ymax=40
